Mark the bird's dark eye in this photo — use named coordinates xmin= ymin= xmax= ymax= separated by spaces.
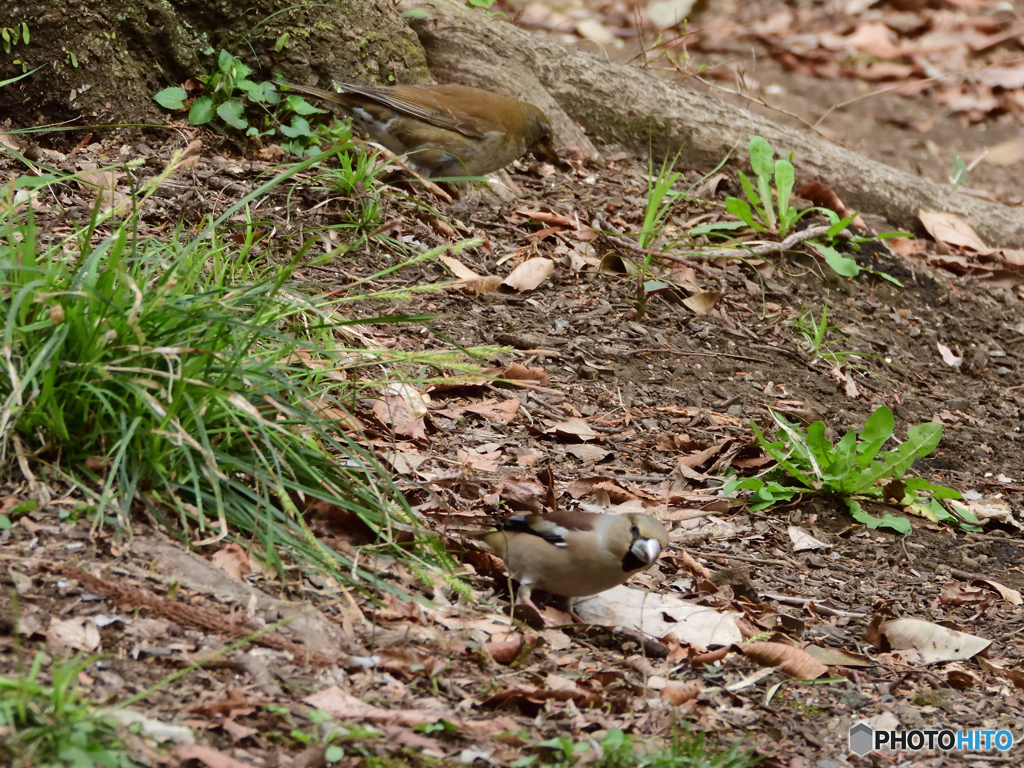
xmin=630 ymin=524 xmax=639 ymax=535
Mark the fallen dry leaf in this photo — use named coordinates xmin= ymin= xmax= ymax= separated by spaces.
xmin=543 ymin=417 xmax=600 ymax=441
xmin=681 ymin=291 xmax=724 ymax=315
xmin=919 ymin=210 xmax=992 ymax=254
xmin=979 ymin=135 xmax=1024 ymax=166
xmin=173 ymin=744 xmax=252 ymax=768
xmin=514 ymin=208 xmax=578 ymax=229
xmin=463 ymin=398 xmax=521 ymax=424
xmin=210 ymin=543 xmax=252 ymax=580
xmin=502 ymin=258 xmax=554 ymax=292
xmin=788 ymin=526 xmax=830 ymax=552
xmin=660 ymin=679 xmax=703 ymax=705
xmin=740 ymin=641 xmax=830 ymax=679
xmin=48 ymin=617 xmax=101 ymax=652
xmin=438 ymin=254 xmax=484 ymax=280
xmin=874 ymin=618 xmax=992 ymax=664
xmin=937 ymin=342 xmax=963 ymax=368
xmin=575 ymin=585 xmax=743 ymax=646
xmin=971 ymin=579 xmax=1023 ymax=606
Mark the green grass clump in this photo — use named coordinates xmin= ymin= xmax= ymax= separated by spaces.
xmin=0 ymin=652 xmax=138 ymax=768
xmin=0 ymin=145 xmax=463 ymax=592
xmin=515 ymin=728 xmax=761 ymax=768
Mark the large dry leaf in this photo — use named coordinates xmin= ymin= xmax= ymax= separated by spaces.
xmin=306 ymin=686 xmax=446 ymax=726
xmin=661 ymin=680 xmax=703 ymax=705
xmin=371 ymin=395 xmax=428 ymax=441
xmin=481 ymin=685 xmax=602 ymax=710
xmin=646 ymin=0 xmax=698 ymax=28
xmin=210 ymin=543 xmax=252 ymax=580
xmin=515 ymin=208 xmax=578 ymax=229
xmin=77 ymin=163 xmax=131 ymax=216
xmin=977 ymin=67 xmax=1024 ymax=89
xmin=919 ymin=210 xmax=992 ymax=254
xmin=543 ymin=417 xmax=599 ymax=441
xmin=486 ymin=362 xmax=551 ymax=384
xmin=502 ymin=258 xmax=554 ymax=292
xmin=980 ymin=135 xmax=1024 ymax=166
xmin=438 ymin=254 xmax=483 ymax=280
xmin=380 ymin=446 xmax=431 ymax=476
xmin=955 ymin=497 xmax=1021 ymax=530
xmin=681 ymin=291 xmax=724 ymax=315
xmin=877 ymin=618 xmax=991 ymax=664
xmin=972 ymin=579 xmax=1023 ymax=606
xmin=456 ymin=447 xmax=501 ymax=472
xmin=385 ymin=383 xmax=430 ymax=417
xmin=788 ymin=526 xmax=830 ymax=551
xmin=565 ymin=444 xmax=613 ymax=463
xmin=463 ymin=398 xmax=521 ymax=424
xmin=802 ymin=645 xmax=873 ymax=668
xmin=936 ymin=342 xmax=963 ymax=367
xmin=574 ymin=585 xmax=743 ymax=647
xmin=576 ymin=18 xmax=616 ymax=44
xmin=740 ymin=641 xmax=830 ymax=679
xmin=173 ymin=744 xmax=252 ymax=768
xmin=48 ymin=617 xmax=101 ymax=652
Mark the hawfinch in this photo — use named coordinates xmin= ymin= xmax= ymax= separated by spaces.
xmin=480 ymin=511 xmax=669 ymax=620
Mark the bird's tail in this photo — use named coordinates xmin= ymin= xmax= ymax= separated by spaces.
xmin=274 ymin=81 xmax=347 ymax=105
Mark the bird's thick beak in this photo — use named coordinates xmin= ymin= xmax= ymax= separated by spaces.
xmin=631 ymin=537 xmax=662 ymax=566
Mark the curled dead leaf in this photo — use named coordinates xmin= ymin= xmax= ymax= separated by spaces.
xmin=681 ymin=291 xmax=724 ymax=315
xmin=486 ymin=633 xmax=525 ymax=663
xmin=661 ymin=679 xmax=703 ymax=706
xmin=739 ymin=641 xmax=829 ymax=679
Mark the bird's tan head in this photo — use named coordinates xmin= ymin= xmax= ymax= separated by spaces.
xmin=620 ymin=514 xmax=669 ymax=574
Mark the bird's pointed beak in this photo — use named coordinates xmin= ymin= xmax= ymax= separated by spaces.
xmin=533 ymin=137 xmax=559 ymax=165
xmin=631 ymin=537 xmax=662 ymax=566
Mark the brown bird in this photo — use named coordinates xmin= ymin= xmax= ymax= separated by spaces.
xmin=275 ymin=80 xmax=556 ymax=178
xmin=479 ymin=510 xmax=669 ymax=623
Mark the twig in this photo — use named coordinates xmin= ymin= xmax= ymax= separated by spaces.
xmin=623 ymin=347 xmax=771 ymax=364
xmin=592 ymin=217 xmax=728 ymax=282
xmin=680 ymin=224 xmax=844 ymax=260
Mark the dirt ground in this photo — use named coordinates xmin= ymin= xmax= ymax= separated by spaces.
xmin=2 ymin=3 xmax=1024 ymax=767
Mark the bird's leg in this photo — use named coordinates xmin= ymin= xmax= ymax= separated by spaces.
xmin=514 ymin=584 xmax=542 ymax=614
xmin=512 ymin=585 xmax=567 ymax=628
xmin=554 ymin=594 xmax=586 ymax=624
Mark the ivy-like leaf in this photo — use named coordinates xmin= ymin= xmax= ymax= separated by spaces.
xmin=188 ymin=95 xmax=215 ymax=125
xmin=217 ymin=99 xmax=248 ymax=131
xmin=153 ymin=87 xmax=187 ymax=110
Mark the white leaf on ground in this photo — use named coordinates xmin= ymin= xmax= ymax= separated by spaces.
xmin=49 ymin=617 xmax=101 ymax=652
xmin=937 ymin=342 xmax=963 ymax=367
xmin=502 ymin=258 xmax=554 ymax=292
xmin=574 ymin=585 xmax=742 ymax=646
xmin=788 ymin=525 xmax=830 ymax=551
xmin=879 ymin=618 xmax=991 ymax=664
xmin=647 ymin=0 xmax=697 ymax=28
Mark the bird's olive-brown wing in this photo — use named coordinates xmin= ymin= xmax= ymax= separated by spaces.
xmin=340 ymin=83 xmax=486 ymax=138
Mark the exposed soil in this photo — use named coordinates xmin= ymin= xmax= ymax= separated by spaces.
xmin=2 ymin=12 xmax=1024 ymax=768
